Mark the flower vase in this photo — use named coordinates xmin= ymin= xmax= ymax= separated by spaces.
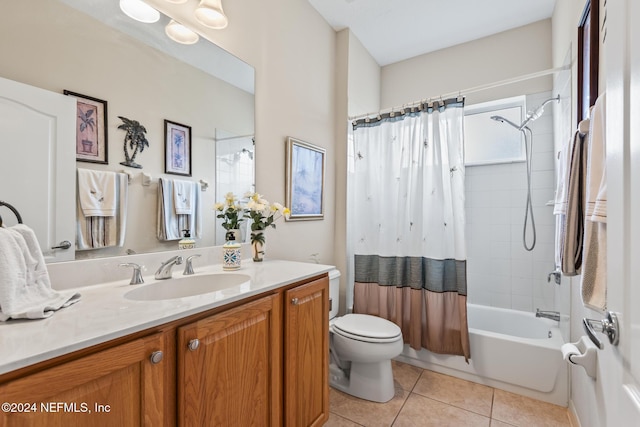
xmin=251 ymin=231 xmax=265 ymax=262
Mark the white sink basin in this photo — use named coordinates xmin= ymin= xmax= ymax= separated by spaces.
xmin=124 ymin=273 xmax=251 ymax=301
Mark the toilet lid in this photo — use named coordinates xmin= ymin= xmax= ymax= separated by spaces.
xmin=332 ymin=314 xmax=402 ymax=343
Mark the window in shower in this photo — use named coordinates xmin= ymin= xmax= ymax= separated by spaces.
xmin=463 ymin=96 xmax=526 ymax=166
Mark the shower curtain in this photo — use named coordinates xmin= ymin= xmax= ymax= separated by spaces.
xmin=347 ymin=99 xmax=470 ymax=360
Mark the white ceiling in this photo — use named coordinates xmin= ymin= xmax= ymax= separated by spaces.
xmin=308 ymin=0 xmax=557 ymax=66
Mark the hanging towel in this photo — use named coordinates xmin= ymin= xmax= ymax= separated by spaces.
xmin=0 ymin=225 xmax=80 ymax=321
xmin=581 ymin=93 xmax=607 ymax=310
xmin=77 ymin=168 xmax=117 ymax=217
xmin=157 ymin=178 xmax=201 ymax=241
xmin=76 ymin=172 xmax=128 ymax=250
xmin=173 ymin=179 xmax=195 ymax=215
xmin=557 ymin=119 xmax=590 ymax=276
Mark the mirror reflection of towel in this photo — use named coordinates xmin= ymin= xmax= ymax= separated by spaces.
xmin=77 ymin=168 xmax=117 ymax=217
xmin=76 ymin=172 xmax=128 ymax=250
xmin=157 ymin=178 xmax=201 ymax=241
xmin=173 ymin=179 xmax=195 ymax=215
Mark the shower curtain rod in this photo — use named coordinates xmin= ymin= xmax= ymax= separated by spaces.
xmin=348 ymin=65 xmax=570 ymax=121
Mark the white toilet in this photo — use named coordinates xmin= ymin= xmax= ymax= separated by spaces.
xmin=328 ymin=269 xmax=404 ymax=403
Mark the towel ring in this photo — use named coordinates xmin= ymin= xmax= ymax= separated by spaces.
xmin=0 ymin=201 xmax=23 ymax=227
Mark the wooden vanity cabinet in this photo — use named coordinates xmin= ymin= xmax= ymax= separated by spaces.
xmin=284 ymin=276 xmax=329 ymax=427
xmin=177 ymin=293 xmax=282 ymax=427
xmin=0 ymin=273 xmax=329 ymax=427
xmin=0 ymin=332 xmax=169 ymax=427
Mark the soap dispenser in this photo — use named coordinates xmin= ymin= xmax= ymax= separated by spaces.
xmin=222 ymin=230 xmax=241 ymax=270
xmin=179 ymin=229 xmax=195 ymax=250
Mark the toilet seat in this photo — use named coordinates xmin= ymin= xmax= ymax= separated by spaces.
xmin=332 ymin=314 xmax=402 ymax=343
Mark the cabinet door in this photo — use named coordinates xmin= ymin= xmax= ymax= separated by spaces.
xmin=178 ymin=294 xmax=282 ymax=427
xmin=0 ymin=332 xmax=168 ymax=427
xmin=284 ymin=276 xmax=329 ymax=427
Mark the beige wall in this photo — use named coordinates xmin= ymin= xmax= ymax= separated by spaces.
xmin=381 ymin=19 xmax=553 ymax=108
xmin=0 ymin=0 xmax=254 ymax=258
xmin=148 ymin=0 xmax=339 ymax=265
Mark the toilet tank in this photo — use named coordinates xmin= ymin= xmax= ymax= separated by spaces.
xmin=328 ymin=269 xmax=341 ymax=320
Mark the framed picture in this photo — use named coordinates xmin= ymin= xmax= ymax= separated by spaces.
xmin=64 ymin=90 xmax=108 ymax=164
xmin=285 ymin=137 xmax=325 ymax=221
xmin=164 ymin=119 xmax=192 ymax=176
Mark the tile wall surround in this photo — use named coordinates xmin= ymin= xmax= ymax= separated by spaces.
xmin=465 ymin=92 xmax=557 ymax=313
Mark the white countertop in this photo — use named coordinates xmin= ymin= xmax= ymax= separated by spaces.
xmin=0 ymin=259 xmax=333 ymax=375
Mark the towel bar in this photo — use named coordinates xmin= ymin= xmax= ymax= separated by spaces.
xmin=0 ymin=200 xmax=23 ymax=227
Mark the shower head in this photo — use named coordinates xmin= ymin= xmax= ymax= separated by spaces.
xmin=490 ymin=115 xmax=521 ymax=130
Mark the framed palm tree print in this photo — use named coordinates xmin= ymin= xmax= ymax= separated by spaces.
xmin=164 ymin=119 xmax=192 ymax=176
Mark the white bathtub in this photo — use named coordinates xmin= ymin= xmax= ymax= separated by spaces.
xmin=396 ymin=304 xmax=569 ymax=406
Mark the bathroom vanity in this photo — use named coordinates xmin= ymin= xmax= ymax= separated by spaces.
xmin=0 ymin=259 xmax=330 ymax=427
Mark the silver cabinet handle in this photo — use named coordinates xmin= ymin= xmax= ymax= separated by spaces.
xmin=583 ymin=311 xmax=620 ymax=349
xmin=150 ymin=351 xmax=163 ymax=364
xmin=291 ymin=298 xmax=299 ymax=306
xmin=51 ymin=240 xmax=71 ymax=250
xmin=188 ymin=339 xmax=200 ymax=351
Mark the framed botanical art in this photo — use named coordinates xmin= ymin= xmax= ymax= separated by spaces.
xmin=285 ymin=137 xmax=325 ymax=221
xmin=64 ymin=90 xmax=108 ymax=164
xmin=164 ymin=119 xmax=192 ymax=176
xmin=577 ymin=0 xmax=599 ymax=123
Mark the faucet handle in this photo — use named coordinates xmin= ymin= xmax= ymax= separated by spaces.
xmin=119 ymin=262 xmax=145 ymax=285
xmin=184 ymin=254 xmax=201 ymax=276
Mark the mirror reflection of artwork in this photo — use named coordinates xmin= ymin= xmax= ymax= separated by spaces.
xmin=286 ymin=137 xmax=325 ymax=220
xmin=64 ymin=90 xmax=108 ymax=164
xmin=164 ymin=120 xmax=192 ymax=176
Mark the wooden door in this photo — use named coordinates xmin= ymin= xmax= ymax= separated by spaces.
xmin=0 ymin=332 xmax=168 ymax=427
xmin=0 ymin=76 xmax=76 ymax=262
xmin=178 ymin=294 xmax=282 ymax=427
xmin=284 ymin=276 xmax=329 ymax=427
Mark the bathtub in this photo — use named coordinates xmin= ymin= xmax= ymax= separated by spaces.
xmin=396 ymin=304 xmax=569 ymax=406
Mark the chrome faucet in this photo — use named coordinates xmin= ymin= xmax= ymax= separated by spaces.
xmin=535 ymin=308 xmax=560 ymax=322
xmin=154 ymin=256 xmax=183 ymax=280
xmin=183 ymin=254 xmax=201 ymax=275
xmin=119 ymin=262 xmax=144 ymax=285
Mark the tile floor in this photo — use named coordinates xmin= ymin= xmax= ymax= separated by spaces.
xmin=325 ymin=361 xmax=571 ymax=427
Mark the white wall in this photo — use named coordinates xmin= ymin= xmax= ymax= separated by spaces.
xmin=552 ymin=1 xmax=611 ymax=426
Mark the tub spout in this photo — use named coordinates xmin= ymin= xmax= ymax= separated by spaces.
xmin=536 ymin=309 xmax=560 ymax=322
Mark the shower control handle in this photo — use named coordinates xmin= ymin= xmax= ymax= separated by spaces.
xmin=583 ymin=311 xmax=620 ymax=350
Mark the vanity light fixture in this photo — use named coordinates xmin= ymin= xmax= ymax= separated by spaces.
xmin=194 ymin=0 xmax=228 ymax=29
xmin=165 ymin=20 xmax=200 ymax=44
xmin=119 ymin=0 xmax=160 ymax=23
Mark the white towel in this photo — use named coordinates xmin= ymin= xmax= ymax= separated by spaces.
xmin=157 ymin=178 xmax=201 ymax=241
xmin=0 ymin=225 xmax=80 ymax=321
xmin=173 ymin=179 xmax=195 ymax=215
xmin=77 ymin=168 xmax=117 ymax=217
xmin=76 ymin=173 xmax=128 ymax=250
xmin=581 ymin=93 xmax=607 ymax=310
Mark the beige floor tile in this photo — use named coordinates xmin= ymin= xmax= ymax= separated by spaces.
xmin=329 ymin=386 xmax=408 ymax=427
xmin=391 ymin=360 xmax=424 ymax=392
xmin=491 ymin=389 xmax=570 ymax=427
xmin=411 ymin=369 xmax=494 ymax=417
xmin=324 ymin=412 xmax=364 ymax=426
xmin=490 ymin=420 xmax=516 ymax=427
xmin=393 ymin=393 xmax=491 ymax=427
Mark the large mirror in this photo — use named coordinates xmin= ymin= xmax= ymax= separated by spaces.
xmin=0 ymin=0 xmax=255 ymax=260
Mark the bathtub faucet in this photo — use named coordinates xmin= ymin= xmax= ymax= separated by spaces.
xmin=535 ymin=309 xmax=560 ymax=322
